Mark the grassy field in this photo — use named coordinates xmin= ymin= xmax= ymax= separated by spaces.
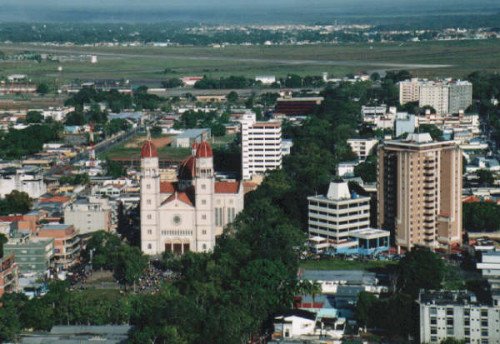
xmin=1 ymin=40 xmax=499 ymax=85
xmin=300 ymin=258 xmax=398 ymax=271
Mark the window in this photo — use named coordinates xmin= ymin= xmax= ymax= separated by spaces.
xmin=446 ymin=318 xmax=454 ymax=326
xmin=147 ymin=230 xmax=152 ymax=235
xmin=446 ymin=327 xmax=454 ymax=336
xmin=146 ymin=184 xmax=151 ymax=189
xmin=147 ymin=244 xmax=152 ymax=249
xmin=202 ymin=214 xmax=207 ymax=220
xmin=201 ymin=184 xmax=206 ymax=190
xmin=481 ymin=310 xmax=488 ymax=317
xmin=430 ymin=327 xmax=437 ymax=335
xmin=147 ymin=214 xmax=152 ymax=219
xmin=481 ymin=320 xmax=488 ymax=327
xmin=147 ymin=199 xmax=151 ymax=205
xmin=202 ymin=230 xmax=207 ymax=235
xmin=481 ymin=330 xmax=488 ymax=337
xmin=446 ymin=308 xmax=454 ymax=316
xmin=201 ymin=199 xmax=206 ymax=205
xmin=430 ymin=318 xmax=437 ymax=325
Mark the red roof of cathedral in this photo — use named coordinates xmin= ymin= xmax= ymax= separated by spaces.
xmin=141 ymin=140 xmax=158 ymax=158
xmin=195 ymin=141 xmax=213 ymax=158
xmin=162 ymin=191 xmax=194 ymax=207
xmin=160 ymin=181 xmax=176 ymax=193
xmin=214 ymin=181 xmax=240 ymax=194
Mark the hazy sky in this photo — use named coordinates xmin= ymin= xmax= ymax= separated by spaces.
xmin=1 ymin=0 xmax=499 ymax=23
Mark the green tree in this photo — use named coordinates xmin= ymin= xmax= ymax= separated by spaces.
xmin=0 ymin=233 xmax=8 ymax=258
xmin=0 ymin=190 xmax=32 ymax=215
xmin=36 ymin=82 xmax=50 ymax=95
xmin=284 ymin=74 xmax=303 ymax=88
xmin=162 ymin=78 xmax=183 ymax=89
xmin=397 ymin=249 xmax=445 ymax=297
xmin=0 ymin=294 xmax=24 ymax=341
xmin=106 ymin=159 xmax=126 ymax=178
xmin=419 ymin=124 xmax=443 ymax=141
xmin=355 ymin=291 xmax=378 ymax=327
xmin=113 ymin=245 xmax=148 ymax=290
xmin=210 ymin=122 xmax=226 ymax=137
xmin=227 ymin=91 xmax=239 ymax=103
xmin=150 ymin=126 xmax=162 ymax=137
xmin=84 ymin=231 xmax=123 ymax=270
xmin=476 ymin=169 xmax=494 ymax=186
xmin=26 ymin=110 xmax=43 ymax=123
xmin=463 ymin=202 xmax=500 ymax=232
xmin=354 ymin=154 xmax=377 ymax=183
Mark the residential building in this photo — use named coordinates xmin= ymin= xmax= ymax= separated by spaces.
xmin=347 ymin=138 xmax=378 ymax=161
xmin=4 ymin=236 xmax=54 ymax=274
xmin=240 ymin=112 xmax=282 ymax=180
xmin=477 ymin=251 xmax=500 ymax=306
xmin=399 ymin=78 xmax=421 ymax=104
xmin=377 ymin=133 xmax=463 ymax=252
xmin=419 ymin=290 xmax=500 ymax=344
xmin=307 ymin=180 xmax=371 ymax=250
xmin=0 ymin=167 xmax=46 ymax=199
xmin=0 ymin=254 xmax=19 ymax=297
xmin=64 ymin=196 xmax=112 ymax=235
xmin=398 ymin=79 xmax=473 ymax=115
xmin=140 ymin=138 xmax=244 ymax=255
xmin=38 ymin=224 xmax=80 ymax=268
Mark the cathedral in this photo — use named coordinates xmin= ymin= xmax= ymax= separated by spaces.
xmin=140 ymin=138 xmax=244 ymax=255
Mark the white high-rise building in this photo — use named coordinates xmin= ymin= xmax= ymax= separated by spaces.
xmin=240 ymin=112 xmax=282 ymax=180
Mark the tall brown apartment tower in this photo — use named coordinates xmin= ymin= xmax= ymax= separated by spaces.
xmin=377 ymin=133 xmax=462 ymax=252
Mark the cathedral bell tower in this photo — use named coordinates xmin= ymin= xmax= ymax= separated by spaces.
xmin=140 ymin=132 xmax=161 ymax=255
xmin=193 ymin=140 xmax=215 ymax=252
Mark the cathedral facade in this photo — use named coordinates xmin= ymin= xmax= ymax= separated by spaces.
xmin=140 ymin=139 xmax=244 ymax=255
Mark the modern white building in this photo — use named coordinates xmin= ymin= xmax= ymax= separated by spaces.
xmin=394 ymin=113 xmax=416 ymax=137
xmin=64 ymin=197 xmax=113 ymax=235
xmin=419 ymin=290 xmax=500 ymax=344
xmin=0 ymin=167 xmax=46 ymax=199
xmin=337 ymin=161 xmax=358 ymax=177
xmin=140 ymin=138 xmax=244 ymax=255
xmin=239 ymin=112 xmax=282 ymax=180
xmin=347 ymin=138 xmax=378 ymax=161
xmin=307 ymin=180 xmax=371 ymax=247
xmin=255 ymin=75 xmax=276 ymax=85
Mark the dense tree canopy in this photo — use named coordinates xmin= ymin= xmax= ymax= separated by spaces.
xmin=0 ymin=191 xmax=33 ymax=216
xmin=463 ymin=202 xmax=500 ymax=232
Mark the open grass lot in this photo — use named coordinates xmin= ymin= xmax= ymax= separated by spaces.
xmin=300 ymin=258 xmax=398 ymax=271
xmin=1 ymin=40 xmax=499 ymax=85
